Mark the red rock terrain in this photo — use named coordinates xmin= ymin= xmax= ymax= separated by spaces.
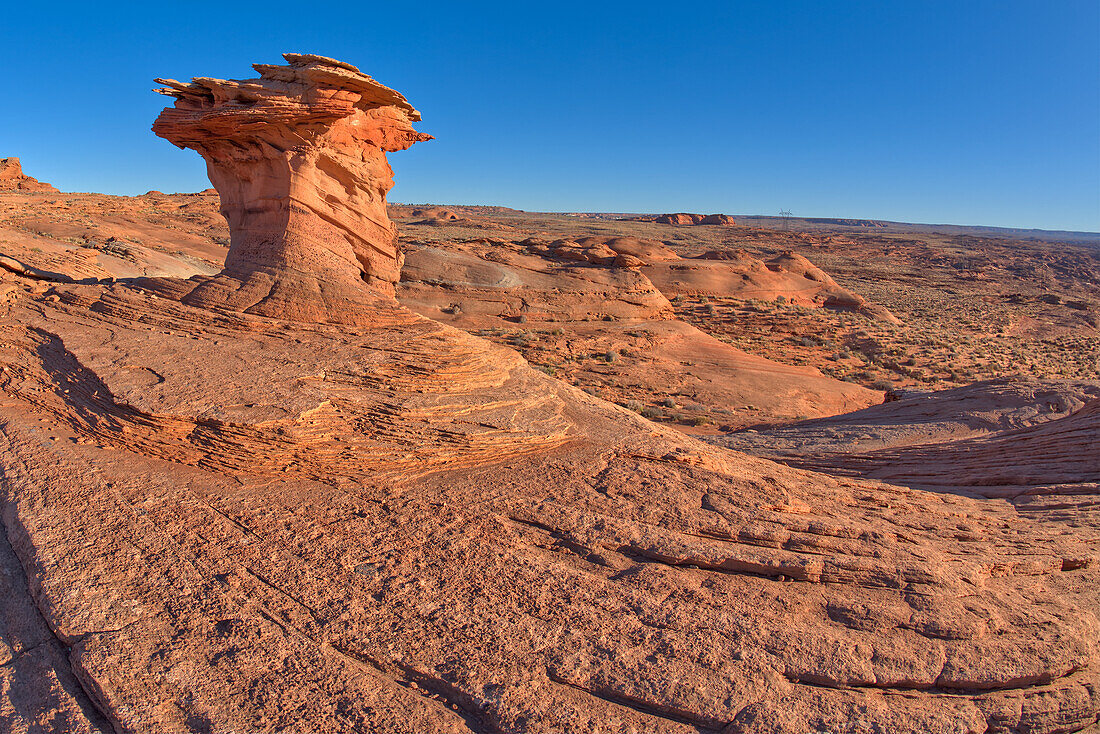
xmin=0 ymin=55 xmax=1097 ymax=734
xmin=397 ymin=233 xmax=886 ymax=427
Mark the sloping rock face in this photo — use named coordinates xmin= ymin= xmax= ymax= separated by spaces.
xmin=152 ymin=54 xmax=431 ymax=321
xmin=0 ymin=57 xmax=1096 ymax=734
xmin=0 ymin=158 xmax=58 ymax=193
xmin=713 ymin=377 xmax=1100 ymax=526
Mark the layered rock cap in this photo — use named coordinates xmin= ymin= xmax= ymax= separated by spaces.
xmin=152 ymin=53 xmax=431 ymax=320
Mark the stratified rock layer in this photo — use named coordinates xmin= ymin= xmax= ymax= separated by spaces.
xmin=0 ymin=286 xmax=1097 ymax=733
xmin=152 ymin=54 xmax=431 ymax=320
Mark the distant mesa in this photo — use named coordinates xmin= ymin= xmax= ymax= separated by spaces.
xmin=0 ymin=157 xmax=59 ymax=193
xmin=699 ymin=213 xmax=737 ymax=225
xmin=656 ymin=212 xmax=704 ymax=225
xmin=412 ymin=207 xmax=460 ymax=220
xmin=655 ymin=214 xmax=888 ymax=228
xmin=152 ymin=53 xmax=432 ymax=321
xmin=656 ymin=212 xmax=738 ymax=226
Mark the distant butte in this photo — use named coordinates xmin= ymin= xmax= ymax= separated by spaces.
xmin=0 ymin=157 xmax=58 ymax=193
xmin=152 ymin=53 xmax=432 ymax=322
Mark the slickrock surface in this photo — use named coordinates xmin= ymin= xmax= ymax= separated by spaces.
xmin=714 ymin=378 xmax=1100 ymax=529
xmin=0 ymin=57 xmax=1096 ymax=733
xmin=398 ymin=235 xmax=881 ymax=425
xmin=153 ymin=53 xmax=432 ymax=321
xmin=0 ymin=189 xmax=227 ymax=283
xmin=3 ymin=284 xmax=1099 ymax=733
xmin=640 ymin=248 xmax=896 ymax=322
xmin=0 ymin=158 xmax=58 ymax=194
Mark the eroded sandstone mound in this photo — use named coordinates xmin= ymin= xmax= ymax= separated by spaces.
xmin=654 ymin=213 xmax=735 ymax=226
xmin=398 ymin=235 xmax=882 ymax=425
xmin=152 ymin=53 xmax=431 ymax=320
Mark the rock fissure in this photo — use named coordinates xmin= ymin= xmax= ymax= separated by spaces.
xmin=0 ymin=499 xmax=117 ymax=733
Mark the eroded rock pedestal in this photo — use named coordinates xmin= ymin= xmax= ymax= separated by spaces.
xmin=152 ymin=53 xmax=431 ymax=321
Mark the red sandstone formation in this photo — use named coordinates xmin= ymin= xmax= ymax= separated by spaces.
xmin=152 ymin=53 xmax=431 ymax=321
xmin=699 ymin=213 xmax=737 ymax=225
xmin=0 ymin=158 xmax=58 ymax=193
xmin=399 ymin=236 xmax=882 ymax=423
xmin=0 ymin=56 xmax=1095 ymax=734
xmin=642 ymin=248 xmax=899 ymax=323
xmin=656 ymin=212 xmax=704 ymax=225
xmin=654 ymin=213 xmax=739 ymax=227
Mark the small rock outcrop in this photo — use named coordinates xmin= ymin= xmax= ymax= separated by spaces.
xmin=655 ymin=213 xmax=738 ymax=226
xmin=152 ymin=54 xmax=432 ymax=321
xmin=699 ymin=213 xmax=737 ymax=225
xmin=655 ymin=212 xmax=703 ymax=225
xmin=0 ymin=157 xmax=58 ymax=192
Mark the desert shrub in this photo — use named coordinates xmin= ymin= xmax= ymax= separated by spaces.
xmin=603 ymin=351 xmax=619 ymax=362
xmin=623 ymin=400 xmax=644 ymax=412
xmin=641 ymin=406 xmax=663 ymax=420
xmin=870 ymin=379 xmax=894 ymax=390
xmin=660 ymin=397 xmax=678 ymax=409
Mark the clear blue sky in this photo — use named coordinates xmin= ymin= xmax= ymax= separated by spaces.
xmin=5 ymin=1 xmax=1098 ymax=231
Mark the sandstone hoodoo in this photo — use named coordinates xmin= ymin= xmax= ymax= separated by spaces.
xmin=152 ymin=53 xmax=432 ymax=321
